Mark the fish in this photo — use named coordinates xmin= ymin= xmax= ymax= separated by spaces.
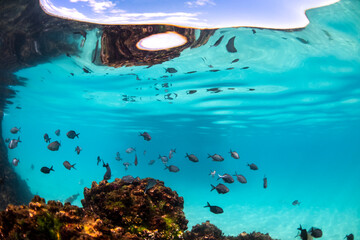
xmin=158 ymin=155 xmax=168 ymax=164
xmin=47 ymin=141 xmax=61 ymax=151
xmin=8 ymin=137 xmax=21 ymax=149
xmin=143 ymin=150 xmax=146 ymax=155
xmin=5 ymin=138 xmax=10 ymax=143
xmin=31 ymin=164 xmax=34 ymax=170
xmin=12 ymin=158 xmax=20 ymax=166
xmin=55 ymin=129 xmax=60 ymax=136
xmin=102 ymin=161 xmax=111 ymax=180
xmin=207 ymin=88 xmax=222 ymax=93
xmin=233 ymin=172 xmax=247 ymax=183
xmin=66 ymin=130 xmax=79 ymax=139
xmin=209 ymin=170 xmax=216 ymax=178
xmin=125 ymin=147 xmax=136 ymax=153
xmin=97 ymin=156 xmax=101 ymax=166
xmin=144 ymin=178 xmax=157 ymax=193
xmin=247 ymin=163 xmax=258 ymax=170
xmin=10 ymin=127 xmax=21 ymax=134
xmin=226 ymin=36 xmax=237 ymax=53
xmin=134 ymin=153 xmax=138 ymax=166
xmin=63 ymin=161 xmax=76 ymax=170
xmin=207 ymin=154 xmax=224 ymax=162
xmin=212 ymin=35 xmax=224 ymax=47
xmin=75 ymin=146 xmax=82 ymax=155
xmin=44 ymin=133 xmax=51 ymax=143
xmin=165 ymin=67 xmax=177 ymax=73
xmin=345 ymin=234 xmax=354 ymax=240
xmin=204 ymin=202 xmax=223 ymax=214
xmin=297 ymin=225 xmax=308 ymax=240
xmin=123 ymin=162 xmax=131 ymax=170
xmin=242 ymin=66 xmax=250 ymax=70
xmin=185 ymin=153 xmax=199 ymax=162
xmin=263 ymin=175 xmax=268 ymax=189
xmin=296 ymin=37 xmax=309 ymax=44
xmin=292 ymin=200 xmax=301 ymax=206
xmin=185 ymin=71 xmax=197 ymax=74
xmin=229 ymin=149 xmax=239 ymax=159
xmin=169 ymin=148 xmax=176 ymax=159
xmin=231 ymin=59 xmax=239 ymax=63
xmin=40 ymin=166 xmax=54 ymax=174
xmin=148 ymin=159 xmax=155 ymax=165
xmin=64 ymin=193 xmax=79 ymax=204
xmin=309 ymin=227 xmax=322 ymax=238
xmin=122 ymin=175 xmax=135 ymax=184
xmin=139 ymin=132 xmax=151 ymax=141
xmin=252 ymin=29 xmax=256 ymax=34
xmin=217 ymin=174 xmax=234 ymax=183
xmin=164 ymin=165 xmax=180 ymax=173
xmin=211 ymin=183 xmax=229 ymax=194
xmin=115 ymin=152 xmax=122 ymax=161
xmin=186 ymin=90 xmax=197 ymax=94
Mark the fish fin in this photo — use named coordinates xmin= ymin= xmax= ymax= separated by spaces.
xmin=185 ymin=153 xmax=188 ymax=158
xmin=204 ymin=202 xmax=211 ymax=208
xmin=233 ymin=171 xmax=237 ymax=176
xmin=217 ymin=174 xmax=222 ymax=180
xmin=50 ymin=166 xmax=54 ymax=171
xmin=158 ymin=154 xmax=161 ymax=159
xmin=72 ymin=164 xmax=76 ymax=170
xmin=18 ymin=136 xmax=21 ymax=142
xmin=207 ymin=154 xmax=212 ymax=158
xmin=139 ymin=132 xmax=142 ymax=136
xmin=210 ymin=184 xmax=216 ymax=191
xmin=174 ymin=148 xmax=176 ymax=153
xmin=164 ymin=165 xmax=169 ymax=170
xmin=76 ymin=133 xmax=80 ymax=138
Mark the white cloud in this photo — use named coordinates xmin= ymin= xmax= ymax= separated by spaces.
xmin=186 ymin=0 xmax=215 ymax=7
xmin=69 ymin=0 xmax=117 ymax=13
xmin=40 ymin=0 xmax=89 ymax=21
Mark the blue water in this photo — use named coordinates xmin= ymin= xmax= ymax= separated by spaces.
xmin=2 ymin=0 xmax=360 ymax=239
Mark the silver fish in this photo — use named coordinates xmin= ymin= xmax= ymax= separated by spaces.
xmin=12 ymin=158 xmax=20 ymax=166
xmin=217 ymin=174 xmax=234 ymax=183
xmin=64 ymin=193 xmax=79 ymax=204
xmin=10 ymin=127 xmax=21 ymax=134
xmin=229 ymin=149 xmax=239 ymax=159
xmin=8 ymin=137 xmax=21 ymax=149
xmin=63 ymin=161 xmax=76 ymax=170
xmin=55 ymin=129 xmax=60 ymax=136
xmin=209 ymin=170 xmax=216 ymax=178
xmin=207 ymin=154 xmax=224 ymax=162
xmin=158 ymin=155 xmax=168 ymax=164
xmin=125 ymin=147 xmax=136 ymax=153
xmin=233 ymin=172 xmax=247 ymax=183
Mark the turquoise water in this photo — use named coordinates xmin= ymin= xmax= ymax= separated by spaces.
xmin=2 ymin=0 xmax=360 ymax=239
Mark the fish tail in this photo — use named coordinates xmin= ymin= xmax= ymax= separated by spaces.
xmin=164 ymin=165 xmax=169 ymax=170
xmin=204 ymin=202 xmax=211 ymax=208
xmin=72 ymin=164 xmax=77 ymax=170
xmin=158 ymin=154 xmax=161 ymax=159
xmin=229 ymin=149 xmax=232 ymax=153
xmin=18 ymin=136 xmax=21 ymax=142
xmin=76 ymin=133 xmax=80 ymax=138
xmin=174 ymin=148 xmax=176 ymax=153
xmin=19 ymin=127 xmax=21 ymax=132
xmin=139 ymin=132 xmax=142 ymax=136
xmin=50 ymin=166 xmax=54 ymax=171
xmin=217 ymin=174 xmax=222 ymax=180
xmin=185 ymin=153 xmax=188 ymax=158
xmin=233 ymin=171 xmax=237 ymax=176
xmin=207 ymin=154 xmax=212 ymax=158
xmin=210 ymin=184 xmax=216 ymax=191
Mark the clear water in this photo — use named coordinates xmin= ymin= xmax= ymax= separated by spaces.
xmin=2 ymin=0 xmax=360 ymax=239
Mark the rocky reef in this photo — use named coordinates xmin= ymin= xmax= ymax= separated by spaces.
xmin=0 ymin=177 xmax=275 ymax=240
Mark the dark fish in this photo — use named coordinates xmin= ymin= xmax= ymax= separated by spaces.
xmin=5 ymin=138 xmax=10 ymax=143
xmin=249 ymin=88 xmax=255 ymax=91
xmin=165 ymin=165 xmax=180 ymax=172
xmin=102 ymin=161 xmax=111 ymax=180
xmin=209 ymin=69 xmax=220 ymax=72
xmin=41 ymin=166 xmax=54 ymax=174
xmin=217 ymin=174 xmax=234 ymax=183
xmin=63 ymin=161 xmax=76 ymax=170
xmin=15 ymin=106 xmax=22 ymax=109
xmin=185 ymin=71 xmax=197 ymax=74
xmin=297 ymin=225 xmax=308 ymax=240
xmin=55 ymin=129 xmax=60 ymax=136
xmin=211 ymin=183 xmax=229 ymax=194
xmin=148 ymin=159 xmax=155 ymax=165
xmin=75 ymin=146 xmax=82 ymax=155
xmin=10 ymin=127 xmax=21 ymax=134
xmin=73 ymin=30 xmax=87 ymax=39
xmin=296 ymin=37 xmax=309 ymax=44
xmin=233 ymin=172 xmax=247 ymax=183
xmin=204 ymin=202 xmax=223 ymax=214
xmin=31 ymin=164 xmax=34 ymax=170
xmin=207 ymin=87 xmax=222 ymax=93
xmin=123 ymin=162 xmax=131 ymax=170
xmin=122 ymin=175 xmax=135 ymax=184
xmin=187 ymin=90 xmax=197 ymax=94
xmin=92 ymin=39 xmax=99 ymax=63
xmin=226 ymin=67 xmax=234 ymax=70
xmin=64 ymin=193 xmax=80 ymax=204
xmin=212 ymin=35 xmax=224 ymax=47
xmin=145 ymin=178 xmax=157 ymax=193
xmin=115 ymin=152 xmax=122 ymax=161
xmin=231 ymin=59 xmax=239 ymax=63
xmin=252 ymin=29 xmax=256 ymax=34
xmin=208 ymin=154 xmax=224 ymax=162
xmin=139 ymin=131 xmax=151 ymax=141
xmin=292 ymin=200 xmax=301 ymax=206
xmin=44 ymin=133 xmax=51 ymax=143
xmin=67 ymin=130 xmax=79 ymax=139
xmin=345 ymin=234 xmax=354 ymax=240
xmin=70 ymin=73 xmax=74 ymax=76
xmin=263 ymin=175 xmax=267 ymax=189
xmin=12 ymin=158 xmax=20 ymax=166
xmin=134 ymin=153 xmax=138 ymax=166
xmin=83 ymin=67 xmax=91 ymax=73
xmin=226 ymin=36 xmax=237 ymax=53
xmin=169 ymin=148 xmax=176 ymax=159
xmin=185 ymin=153 xmax=199 ymax=162
xmin=229 ymin=149 xmax=239 ymax=159
xmin=8 ymin=137 xmax=21 ymax=149
xmin=165 ymin=68 xmax=177 ymax=73
xmin=97 ymin=156 xmax=101 ymax=166
xmin=309 ymin=227 xmax=322 ymax=238
xmin=242 ymin=66 xmax=250 ymax=69
xmin=248 ymin=163 xmax=258 ymax=170
xmin=47 ymin=141 xmax=61 ymax=151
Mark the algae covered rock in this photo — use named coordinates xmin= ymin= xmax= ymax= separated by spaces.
xmin=0 ymin=177 xmax=188 ymax=240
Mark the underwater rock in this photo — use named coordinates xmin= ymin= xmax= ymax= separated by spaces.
xmin=0 ymin=177 xmax=188 ymax=239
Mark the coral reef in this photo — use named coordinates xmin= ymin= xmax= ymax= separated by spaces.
xmin=0 ymin=177 xmax=188 ymax=239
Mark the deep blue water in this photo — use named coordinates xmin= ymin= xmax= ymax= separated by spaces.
xmin=2 ymin=0 xmax=360 ymax=239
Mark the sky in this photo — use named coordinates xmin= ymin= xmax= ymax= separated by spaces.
xmin=40 ymin=0 xmax=340 ymax=29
